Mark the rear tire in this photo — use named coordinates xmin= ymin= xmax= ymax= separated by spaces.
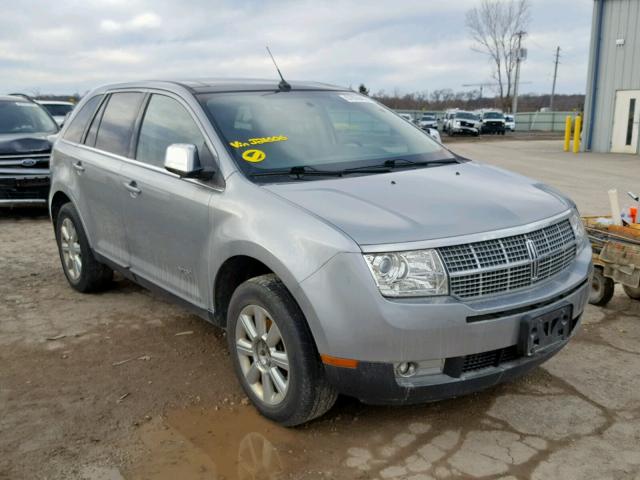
xmin=55 ymin=203 xmax=113 ymax=293
xmin=589 ymin=267 xmax=615 ymax=306
xmin=227 ymin=274 xmax=337 ymax=426
xmin=623 ymin=284 xmax=640 ymax=300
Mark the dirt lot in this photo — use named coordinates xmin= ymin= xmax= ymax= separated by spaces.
xmin=2 ymin=139 xmax=640 ymax=480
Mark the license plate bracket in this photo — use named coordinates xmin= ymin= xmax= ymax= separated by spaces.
xmin=518 ymin=305 xmax=573 ymax=357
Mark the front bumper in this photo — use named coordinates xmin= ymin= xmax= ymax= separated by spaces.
xmin=452 ymin=126 xmax=479 ymax=135
xmin=481 ymin=124 xmax=506 ymax=133
xmin=0 ymin=171 xmax=50 ymax=206
xmin=294 ymin=240 xmax=591 ymax=403
xmin=324 ymin=335 xmax=571 ymax=404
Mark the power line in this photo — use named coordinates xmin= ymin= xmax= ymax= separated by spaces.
xmin=462 ymin=81 xmax=533 ymax=100
xmin=461 ymin=82 xmax=496 ymax=98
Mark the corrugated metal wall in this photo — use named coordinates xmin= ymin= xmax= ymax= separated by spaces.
xmin=583 ymin=0 xmax=640 ymax=153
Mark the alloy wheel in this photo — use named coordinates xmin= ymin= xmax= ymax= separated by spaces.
xmin=235 ymin=304 xmax=290 ymax=406
xmin=60 ymin=217 xmax=82 ymax=282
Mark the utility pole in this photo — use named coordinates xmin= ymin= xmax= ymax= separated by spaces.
xmin=511 ymin=30 xmax=526 ymax=115
xmin=550 ymin=46 xmax=561 ymax=111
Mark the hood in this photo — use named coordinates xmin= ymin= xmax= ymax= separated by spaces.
xmin=264 ymin=162 xmax=570 ymax=246
xmin=0 ymin=133 xmax=52 ymax=156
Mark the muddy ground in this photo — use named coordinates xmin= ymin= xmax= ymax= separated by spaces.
xmin=2 ymin=139 xmax=640 ymax=480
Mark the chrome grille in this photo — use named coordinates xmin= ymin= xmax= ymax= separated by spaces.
xmin=0 ymin=153 xmax=50 ymax=169
xmin=439 ymin=219 xmax=576 ymax=299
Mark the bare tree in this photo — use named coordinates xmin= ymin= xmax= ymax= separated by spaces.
xmin=466 ymin=0 xmax=530 ymax=110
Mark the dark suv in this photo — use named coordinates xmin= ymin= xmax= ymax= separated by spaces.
xmin=0 ymin=95 xmax=58 ymax=207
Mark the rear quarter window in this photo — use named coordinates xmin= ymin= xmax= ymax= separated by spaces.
xmin=62 ymin=95 xmax=102 ymax=143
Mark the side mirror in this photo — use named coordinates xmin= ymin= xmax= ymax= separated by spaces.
xmin=164 ymin=144 xmax=202 ymax=178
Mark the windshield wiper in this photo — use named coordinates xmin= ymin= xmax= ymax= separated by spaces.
xmin=343 ymin=157 xmax=459 ymax=173
xmin=250 ymin=165 xmax=345 ymax=179
xmin=250 ymin=159 xmax=457 ymax=180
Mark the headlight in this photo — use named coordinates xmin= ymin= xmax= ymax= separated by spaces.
xmin=454 ymin=121 xmax=461 ymax=127
xmin=569 ymin=209 xmax=587 ymax=251
xmin=364 ymin=249 xmax=448 ymax=297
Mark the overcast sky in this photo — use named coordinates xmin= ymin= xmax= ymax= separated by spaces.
xmin=0 ymin=0 xmax=593 ymax=96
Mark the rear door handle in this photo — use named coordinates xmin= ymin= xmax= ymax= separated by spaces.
xmin=72 ymin=161 xmax=85 ymax=173
xmin=123 ymin=180 xmax=142 ymax=197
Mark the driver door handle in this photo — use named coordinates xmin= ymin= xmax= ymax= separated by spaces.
xmin=72 ymin=161 xmax=85 ymax=173
xmin=123 ymin=180 xmax=142 ymax=197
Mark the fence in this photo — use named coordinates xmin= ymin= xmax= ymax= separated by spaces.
xmin=514 ymin=111 xmax=581 ymax=132
xmin=393 ymin=109 xmax=581 ymax=133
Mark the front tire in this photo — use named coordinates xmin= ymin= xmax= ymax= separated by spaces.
xmin=227 ymin=274 xmax=337 ymax=426
xmin=55 ymin=203 xmax=113 ymax=293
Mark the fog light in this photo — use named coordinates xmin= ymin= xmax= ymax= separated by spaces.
xmin=396 ymin=362 xmax=417 ymax=377
xmin=394 ymin=359 xmax=444 ymax=382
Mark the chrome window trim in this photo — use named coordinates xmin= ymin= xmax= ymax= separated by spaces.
xmin=57 ymin=138 xmax=224 ymax=193
xmin=360 ymin=210 xmax=573 ymax=253
xmin=57 ymin=85 xmax=226 ymax=192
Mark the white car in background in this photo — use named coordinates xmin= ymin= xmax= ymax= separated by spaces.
xmin=36 ymin=100 xmax=75 ymax=126
xmin=398 ymin=113 xmax=414 ymax=123
xmin=418 ymin=113 xmax=438 ymax=131
xmin=505 ymin=114 xmax=515 ymax=132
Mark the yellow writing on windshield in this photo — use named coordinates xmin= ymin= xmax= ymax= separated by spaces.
xmin=230 ymin=135 xmax=288 ymax=149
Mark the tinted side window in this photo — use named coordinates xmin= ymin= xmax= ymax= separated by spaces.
xmin=136 ymin=95 xmax=208 ymax=168
xmin=84 ymin=98 xmax=107 ymax=147
xmin=94 ymin=92 xmax=145 ymax=157
xmin=62 ymin=95 xmax=102 ymax=143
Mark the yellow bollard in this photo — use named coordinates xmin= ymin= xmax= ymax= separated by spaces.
xmin=573 ymin=115 xmax=582 ymax=153
xmin=564 ymin=116 xmax=572 ymax=152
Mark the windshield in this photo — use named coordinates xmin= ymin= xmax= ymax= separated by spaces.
xmin=421 ymin=115 xmax=435 ymax=120
xmin=41 ymin=103 xmax=74 ymax=117
xmin=483 ymin=112 xmax=504 ymax=119
xmin=454 ymin=112 xmax=476 ymax=120
xmin=198 ymin=91 xmax=451 ymax=178
xmin=0 ymin=100 xmax=58 ymax=134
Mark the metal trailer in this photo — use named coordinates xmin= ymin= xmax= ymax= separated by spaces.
xmin=584 ymin=216 xmax=640 ymax=305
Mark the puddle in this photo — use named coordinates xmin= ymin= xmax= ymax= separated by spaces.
xmin=122 ymin=393 xmax=499 ymax=480
xmin=123 ymin=371 xmax=583 ymax=480
xmin=125 ymin=405 xmax=332 ymax=480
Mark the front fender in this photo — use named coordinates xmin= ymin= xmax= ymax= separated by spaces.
xmin=209 ymin=173 xmax=360 ymax=347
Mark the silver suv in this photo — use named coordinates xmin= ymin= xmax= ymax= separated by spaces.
xmin=49 ymin=80 xmax=592 ymax=426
